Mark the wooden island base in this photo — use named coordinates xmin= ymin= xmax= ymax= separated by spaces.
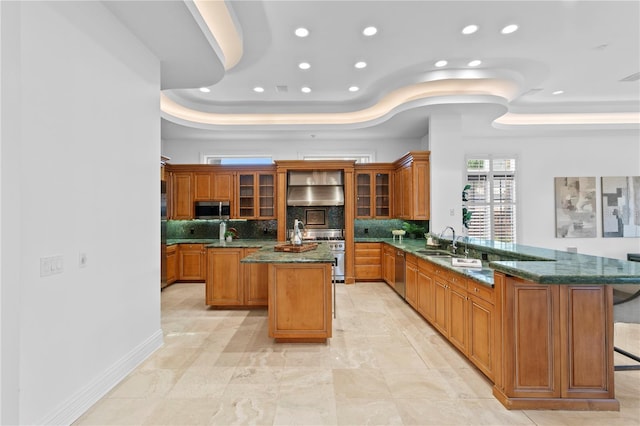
xmin=268 ymin=262 xmax=332 ymax=342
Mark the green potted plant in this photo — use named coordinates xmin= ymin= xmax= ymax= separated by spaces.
xmin=402 ymin=222 xmax=425 ymax=239
xmin=224 ymin=231 xmax=234 ymax=242
xmin=462 ymin=185 xmax=473 ymax=230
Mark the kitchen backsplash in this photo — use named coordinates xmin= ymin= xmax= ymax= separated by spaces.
xmin=167 ymin=219 xmax=278 ymax=240
xmin=168 ymin=218 xmax=429 ymax=240
xmin=354 ymin=219 xmax=429 ymax=238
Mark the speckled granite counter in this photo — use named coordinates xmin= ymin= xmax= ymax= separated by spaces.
xmin=240 ymin=242 xmax=334 ymax=264
xmin=355 ymin=237 xmax=640 ymax=285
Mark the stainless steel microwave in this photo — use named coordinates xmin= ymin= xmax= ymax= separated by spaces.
xmin=194 ymin=201 xmax=230 ymax=219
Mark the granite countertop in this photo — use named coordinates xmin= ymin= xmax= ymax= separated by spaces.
xmin=356 ymin=237 xmax=640 ymax=286
xmin=240 ymin=242 xmax=334 ymax=264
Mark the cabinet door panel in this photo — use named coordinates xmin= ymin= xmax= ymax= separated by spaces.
xmin=245 ymin=247 xmax=268 ymax=306
xmin=468 ymin=295 xmax=494 ymax=380
xmin=207 ymin=249 xmax=243 ymax=305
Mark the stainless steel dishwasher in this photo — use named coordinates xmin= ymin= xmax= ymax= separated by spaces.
xmin=394 ymin=250 xmax=406 ymax=299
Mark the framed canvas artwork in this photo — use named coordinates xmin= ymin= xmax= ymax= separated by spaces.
xmin=602 ymin=176 xmax=640 ymax=238
xmin=555 ymin=177 xmax=596 ymax=238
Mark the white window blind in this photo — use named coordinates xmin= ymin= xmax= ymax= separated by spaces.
xmin=465 ymin=157 xmax=517 ymax=242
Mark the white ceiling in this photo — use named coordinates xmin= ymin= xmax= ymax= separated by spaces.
xmin=107 ymin=0 xmax=640 ymax=142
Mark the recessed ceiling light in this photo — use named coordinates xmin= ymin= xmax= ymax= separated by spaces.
xmin=199 ymin=87 xmax=211 ymax=93
xmin=501 ymin=24 xmax=519 ymax=34
xmin=552 ymin=90 xmax=564 ymax=95
xmin=348 ymin=86 xmax=359 ymax=92
xmin=301 ymin=86 xmax=311 ymax=93
xmin=435 ymin=60 xmax=448 ymax=67
xmin=294 ymin=27 xmax=309 ymax=37
xmin=354 ymin=61 xmax=367 ymax=69
xmin=468 ymin=59 xmax=482 ymax=67
xmin=253 ymin=86 xmax=264 ymax=93
xmin=363 ymin=26 xmax=378 ymax=36
xmin=298 ymin=62 xmax=311 ymax=70
xmin=462 ymin=24 xmax=479 ymax=35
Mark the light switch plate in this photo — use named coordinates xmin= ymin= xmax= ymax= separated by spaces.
xmin=40 ymin=255 xmax=64 ymax=277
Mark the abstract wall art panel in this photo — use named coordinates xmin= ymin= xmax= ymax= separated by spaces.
xmin=555 ymin=177 xmax=597 ymax=238
xmin=602 ymin=176 xmax=640 ymax=238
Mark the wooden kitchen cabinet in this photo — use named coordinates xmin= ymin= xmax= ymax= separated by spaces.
xmin=354 ymin=242 xmax=382 ymax=280
xmin=178 ymin=243 xmax=206 ymax=281
xmin=236 ymin=171 xmax=276 ymax=219
xmin=393 ymin=151 xmax=430 ymax=220
xmin=171 ymin=172 xmax=193 ymax=219
xmin=382 ymin=244 xmax=395 ymax=288
xmin=405 ymin=253 xmax=419 ymax=308
xmin=244 ymin=247 xmax=268 ymax=306
xmin=354 ymin=166 xmax=393 ymax=218
xmin=467 ymin=285 xmax=495 ymax=380
xmin=416 ymin=259 xmax=434 ymax=321
xmin=206 ymin=247 xmax=268 ymax=307
xmin=194 ymin=171 xmax=233 ymax=201
xmin=207 ymin=247 xmax=244 ymax=305
xmin=166 ymin=244 xmax=177 ymax=285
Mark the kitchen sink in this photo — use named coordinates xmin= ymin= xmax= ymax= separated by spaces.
xmin=415 ymin=249 xmax=454 ymax=256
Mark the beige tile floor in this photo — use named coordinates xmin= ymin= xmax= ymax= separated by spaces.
xmin=76 ymin=282 xmax=640 ymax=426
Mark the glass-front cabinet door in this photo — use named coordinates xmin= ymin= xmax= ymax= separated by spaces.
xmin=355 ymin=170 xmax=392 ymax=219
xmin=356 ymin=172 xmax=372 ymax=217
xmin=374 ymin=172 xmax=391 ymax=218
xmin=258 ymin=174 xmax=275 ymax=218
xmin=238 ymin=174 xmax=255 ymax=217
xmin=237 ymin=172 xmax=276 ymax=219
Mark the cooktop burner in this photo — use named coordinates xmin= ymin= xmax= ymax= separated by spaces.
xmin=289 ymin=228 xmax=344 ymax=241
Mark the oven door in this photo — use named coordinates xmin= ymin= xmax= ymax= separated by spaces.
xmin=331 ymin=251 xmax=345 ymax=282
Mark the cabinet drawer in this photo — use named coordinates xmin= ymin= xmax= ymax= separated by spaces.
xmin=180 ymin=243 xmax=204 ymax=251
xmin=355 ymin=242 xmax=381 ymax=250
xmin=355 ymin=265 xmax=382 ymax=279
xmin=355 ymin=248 xmax=382 ymax=258
xmin=445 ymin=270 xmax=467 ymax=290
xmin=467 ymin=281 xmax=494 ymax=304
xmin=418 ymin=258 xmax=436 ymax=274
xmin=166 ymin=245 xmax=177 ymax=254
xmin=355 ymin=256 xmax=382 ymax=265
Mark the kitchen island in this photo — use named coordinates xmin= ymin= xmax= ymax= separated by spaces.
xmin=356 ymin=236 xmax=640 ymax=411
xmin=241 ymin=242 xmax=334 ymax=343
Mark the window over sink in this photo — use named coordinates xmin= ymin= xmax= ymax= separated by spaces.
xmin=465 ymin=156 xmax=517 ymax=243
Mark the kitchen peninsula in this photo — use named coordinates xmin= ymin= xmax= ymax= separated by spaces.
xmin=233 ymin=241 xmax=334 ymax=342
xmin=355 ymin=236 xmax=640 ymax=411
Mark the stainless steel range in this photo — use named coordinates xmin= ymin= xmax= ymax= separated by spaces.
xmin=288 ymin=228 xmax=345 ymax=282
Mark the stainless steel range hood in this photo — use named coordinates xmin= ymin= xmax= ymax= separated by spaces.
xmin=287 ymin=171 xmax=345 ymax=206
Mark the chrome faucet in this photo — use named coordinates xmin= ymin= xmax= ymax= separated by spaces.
xmin=439 ymin=226 xmax=456 ymax=253
xmin=293 ymin=219 xmax=304 ymax=245
xmin=454 ymin=235 xmax=468 ymax=257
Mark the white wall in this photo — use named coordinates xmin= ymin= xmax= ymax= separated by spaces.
xmin=162 ymin=137 xmax=421 ymax=163
xmin=429 ymin=118 xmax=640 ymax=260
xmin=1 ymin=2 xmax=162 ymax=424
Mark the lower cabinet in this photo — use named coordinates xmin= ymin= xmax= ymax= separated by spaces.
xmin=206 ymin=247 xmax=268 ymax=307
xmin=244 ymin=247 xmax=269 ymax=306
xmin=382 ymin=244 xmax=395 ymax=288
xmin=405 ymin=254 xmax=418 ymax=308
xmin=413 ymin=256 xmax=495 ymax=381
xmin=178 ymin=244 xmax=206 ymax=281
xmin=354 ymin=242 xmax=382 ymax=280
xmin=166 ymin=245 xmax=177 ymax=285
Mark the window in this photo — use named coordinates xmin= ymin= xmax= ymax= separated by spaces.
xmin=465 ymin=156 xmax=517 ymax=242
xmin=202 ymin=155 xmax=272 ymax=165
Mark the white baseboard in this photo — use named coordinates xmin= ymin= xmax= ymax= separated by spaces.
xmin=38 ymin=329 xmax=164 ymax=426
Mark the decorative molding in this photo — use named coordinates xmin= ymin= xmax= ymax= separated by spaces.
xmin=38 ymin=329 xmax=164 ymax=426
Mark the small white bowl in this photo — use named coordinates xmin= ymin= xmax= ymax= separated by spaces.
xmin=391 ymin=230 xmax=406 ymax=236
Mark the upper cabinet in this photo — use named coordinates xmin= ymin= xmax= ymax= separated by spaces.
xmin=354 ymin=164 xmax=394 ymax=219
xmin=193 ymin=171 xmax=233 ymax=201
xmin=393 ymin=151 xmax=430 ymax=220
xmin=166 ymin=164 xmax=277 ymax=220
xmin=236 ymin=169 xmax=276 ymax=219
xmin=170 ymin=171 xmax=193 ymax=220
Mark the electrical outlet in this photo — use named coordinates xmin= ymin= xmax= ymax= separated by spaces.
xmin=364 ymin=228 xmax=369 ymax=234
xmin=449 ymin=208 xmax=455 ymax=216
xmin=79 ymin=252 xmax=88 ymax=268
xmin=40 ymin=255 xmax=64 ymax=277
